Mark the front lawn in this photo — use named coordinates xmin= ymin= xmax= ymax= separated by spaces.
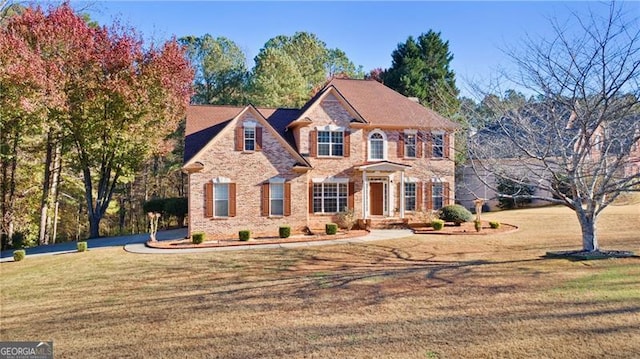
xmin=1 ymin=205 xmax=639 ymax=358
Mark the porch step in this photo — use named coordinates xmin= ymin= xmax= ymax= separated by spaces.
xmin=367 ymin=218 xmax=410 ymax=230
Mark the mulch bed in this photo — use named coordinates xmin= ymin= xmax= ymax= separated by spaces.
xmin=146 ymin=230 xmax=369 ymax=249
xmin=544 ymin=250 xmax=637 ymax=260
xmin=412 ymin=220 xmax=518 ymax=235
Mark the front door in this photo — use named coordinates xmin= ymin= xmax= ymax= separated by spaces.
xmin=370 ymin=182 xmax=384 ymax=216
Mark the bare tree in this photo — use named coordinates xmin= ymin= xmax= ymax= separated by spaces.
xmin=468 ymin=2 xmax=640 ymax=253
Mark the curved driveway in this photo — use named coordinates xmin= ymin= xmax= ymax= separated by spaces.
xmin=124 ymin=229 xmax=414 ymax=254
xmin=1 ymin=229 xmax=414 ymax=261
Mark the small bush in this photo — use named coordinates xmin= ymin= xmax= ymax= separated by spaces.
xmin=431 ymin=219 xmax=445 ymax=230
xmin=77 ymin=241 xmax=88 ymax=252
xmin=325 ymin=223 xmax=338 ymax=235
xmin=474 ymin=220 xmax=482 ymax=232
xmin=438 ymin=205 xmax=473 ymax=226
xmin=239 ymin=230 xmax=251 ymax=241
xmin=279 ymin=226 xmax=291 ymax=238
xmin=13 ymin=249 xmax=26 ymax=262
xmin=489 ymin=221 xmax=501 ymax=229
xmin=11 ymin=232 xmax=26 ymax=249
xmin=336 ymin=207 xmax=356 ymax=231
xmin=192 ymin=232 xmax=205 ymax=244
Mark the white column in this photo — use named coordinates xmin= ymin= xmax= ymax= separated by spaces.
xmin=387 ymin=175 xmax=393 ymax=217
xmin=362 ymin=170 xmax=368 ymax=220
xmin=399 ymin=171 xmax=405 ymax=219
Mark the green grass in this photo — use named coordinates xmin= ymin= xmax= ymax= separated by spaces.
xmin=556 ymin=264 xmax=640 ymax=302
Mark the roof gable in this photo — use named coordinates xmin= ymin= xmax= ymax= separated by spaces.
xmin=289 ymin=85 xmax=365 ymax=128
xmin=183 ymin=105 xmax=309 ymax=168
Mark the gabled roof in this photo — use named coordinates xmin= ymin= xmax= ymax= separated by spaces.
xmin=183 ymin=104 xmax=307 ymax=167
xmin=184 ymin=105 xmax=242 ymax=164
xmin=292 ymin=78 xmax=459 ymax=130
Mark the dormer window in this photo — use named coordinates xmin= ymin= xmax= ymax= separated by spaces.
xmin=368 ymin=130 xmax=387 ymax=161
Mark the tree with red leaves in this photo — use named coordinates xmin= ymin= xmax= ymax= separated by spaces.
xmin=1 ymin=3 xmax=193 ymax=239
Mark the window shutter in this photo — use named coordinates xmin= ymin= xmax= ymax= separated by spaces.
xmin=425 ymin=181 xmax=433 ymax=210
xmin=308 ymin=181 xmax=314 ymax=214
xmin=416 ymin=181 xmax=423 ymax=210
xmin=261 ymin=183 xmax=269 ymax=217
xmin=284 ymin=182 xmax=291 ymax=216
xmin=417 ymin=133 xmax=423 ymax=158
xmin=444 ymin=133 xmax=450 ymax=159
xmin=444 ymin=182 xmax=451 ymax=206
xmin=309 ymin=130 xmax=317 ymax=157
xmin=397 ymin=132 xmax=404 ymax=158
xmin=204 ymin=182 xmax=213 ymax=218
xmin=348 ymin=182 xmax=355 ymax=210
xmin=343 ymin=131 xmax=350 ymax=157
xmin=229 ymin=183 xmax=237 ymax=217
xmin=255 ymin=127 xmax=263 ymax=151
xmin=235 ymin=127 xmax=244 ymax=151
xmin=425 ymin=133 xmax=433 ymax=158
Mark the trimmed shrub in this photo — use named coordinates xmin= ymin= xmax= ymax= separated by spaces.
xmin=142 ymin=199 xmax=165 ymax=214
xmin=239 ymin=230 xmax=251 ymax=241
xmin=11 ymin=232 xmax=26 ymax=249
xmin=474 ymin=220 xmax=482 ymax=232
xmin=325 ymin=223 xmax=338 ymax=235
xmin=192 ymin=232 xmax=205 ymax=244
xmin=431 ymin=219 xmax=445 ymax=231
xmin=489 ymin=221 xmax=501 ymax=229
xmin=163 ymin=197 xmax=188 ymax=227
xmin=77 ymin=241 xmax=88 ymax=252
xmin=279 ymin=226 xmax=291 ymax=239
xmin=438 ymin=205 xmax=473 ymax=226
xmin=13 ymin=249 xmax=26 ymax=262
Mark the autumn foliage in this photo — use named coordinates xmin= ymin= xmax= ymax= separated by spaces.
xmin=0 ymin=3 xmax=193 ymax=239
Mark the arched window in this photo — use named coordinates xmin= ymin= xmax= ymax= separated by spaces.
xmin=368 ymin=130 xmax=387 ymax=161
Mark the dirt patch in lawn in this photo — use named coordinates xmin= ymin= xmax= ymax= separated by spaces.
xmin=146 ymin=230 xmax=370 ymax=249
xmin=412 ymin=220 xmax=518 ymax=235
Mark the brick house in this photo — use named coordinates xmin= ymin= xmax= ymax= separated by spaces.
xmin=182 ymin=79 xmax=459 ymax=238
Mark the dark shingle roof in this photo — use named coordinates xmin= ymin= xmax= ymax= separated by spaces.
xmin=184 ymin=105 xmax=300 ymax=163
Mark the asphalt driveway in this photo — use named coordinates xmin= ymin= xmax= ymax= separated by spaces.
xmin=0 ymin=228 xmax=187 ymax=262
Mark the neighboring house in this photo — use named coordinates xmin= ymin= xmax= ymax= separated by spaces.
xmin=458 ymin=110 xmax=640 ymax=212
xmin=182 ymin=79 xmax=459 ymax=238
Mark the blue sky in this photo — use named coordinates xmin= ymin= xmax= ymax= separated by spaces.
xmin=73 ymin=1 xmax=637 ymax=98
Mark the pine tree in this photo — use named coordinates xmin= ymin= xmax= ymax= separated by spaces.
xmin=383 ymin=31 xmax=460 ymax=117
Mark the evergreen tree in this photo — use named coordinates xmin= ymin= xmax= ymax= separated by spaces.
xmin=383 ymin=31 xmax=460 ymax=117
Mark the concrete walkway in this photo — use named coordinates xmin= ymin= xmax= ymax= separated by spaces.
xmin=1 ymin=229 xmax=414 ymax=261
xmin=124 ymin=229 xmax=414 ymax=254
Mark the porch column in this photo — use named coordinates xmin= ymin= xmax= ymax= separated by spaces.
xmin=362 ymin=170 xmax=368 ymax=220
xmin=399 ymin=171 xmax=405 ymax=219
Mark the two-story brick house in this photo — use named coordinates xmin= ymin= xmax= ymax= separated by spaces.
xmin=182 ymin=79 xmax=459 ymax=238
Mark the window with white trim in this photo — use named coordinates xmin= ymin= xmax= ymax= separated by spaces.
xmin=432 ymin=133 xmax=444 ymax=158
xmin=313 ymin=182 xmax=348 ymax=213
xmin=369 ymin=131 xmax=386 ymax=160
xmin=270 ymin=182 xmax=284 ymax=216
xmin=404 ymin=182 xmax=416 ymax=211
xmin=215 ymin=183 xmax=229 ymax=217
xmin=317 ymin=130 xmax=343 ymax=157
xmin=432 ymin=183 xmax=444 ymax=210
xmin=404 ymin=133 xmax=417 ymax=158
xmin=244 ymin=127 xmax=255 ymax=151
